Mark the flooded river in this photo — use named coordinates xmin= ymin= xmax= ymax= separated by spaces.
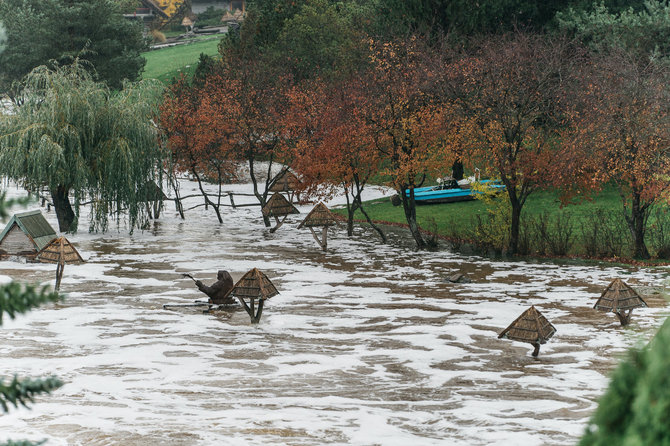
xmin=0 ymin=182 xmax=668 ymax=445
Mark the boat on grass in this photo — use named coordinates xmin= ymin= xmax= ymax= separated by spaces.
xmin=406 ymin=178 xmax=505 ymax=205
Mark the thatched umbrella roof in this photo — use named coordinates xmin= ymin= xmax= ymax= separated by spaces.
xmin=269 ymin=170 xmax=302 ymax=193
xmin=181 ymin=16 xmax=194 ymax=27
xmin=594 ymin=278 xmax=647 ymax=313
xmin=297 ymin=202 xmax=337 ymax=229
xmin=36 ymin=237 xmax=84 ymax=264
xmin=498 ymin=306 xmax=556 ymax=345
xmin=229 ymin=268 xmax=279 ymax=301
xmin=262 ymin=193 xmax=299 ymax=218
xmin=221 ymin=11 xmax=235 ymax=22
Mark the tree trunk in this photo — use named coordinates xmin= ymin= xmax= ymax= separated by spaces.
xmin=627 ymin=192 xmax=650 ymax=259
xmin=249 ymin=157 xmax=271 ymax=227
xmin=192 ymin=168 xmax=223 ymax=223
xmin=51 ymin=185 xmax=76 ymax=233
xmin=509 ymin=202 xmax=522 ymax=256
xmin=401 ymin=187 xmax=426 ymax=250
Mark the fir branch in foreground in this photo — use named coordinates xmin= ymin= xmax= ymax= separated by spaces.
xmin=0 ymin=375 xmax=63 ymax=413
xmin=0 ymin=283 xmax=62 ymax=325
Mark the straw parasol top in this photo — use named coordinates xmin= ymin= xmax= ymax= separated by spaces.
xmin=228 ymin=268 xmax=279 ymax=301
xmin=498 ymin=306 xmax=556 ymax=345
xmin=297 ymin=202 xmax=338 ymax=229
xmin=262 ymin=193 xmax=300 ymax=218
xmin=181 ymin=16 xmax=194 ymax=27
xmin=594 ymin=278 xmax=647 ymax=313
xmin=36 ymin=237 xmax=84 ymax=264
xmin=269 ymin=170 xmax=302 ymax=193
xmin=221 ymin=11 xmax=235 ymax=22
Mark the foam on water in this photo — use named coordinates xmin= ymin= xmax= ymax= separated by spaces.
xmin=0 ymin=181 xmax=667 ymax=445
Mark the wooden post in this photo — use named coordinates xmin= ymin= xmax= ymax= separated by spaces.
xmin=252 ymin=299 xmax=264 ymax=324
xmin=270 ymin=215 xmax=288 ymax=233
xmin=229 ymin=192 xmax=236 ymax=209
xmin=321 ymin=226 xmax=328 ymax=251
xmin=55 ymin=261 xmax=64 ymax=291
xmin=531 ymin=342 xmax=540 ymax=357
xmin=616 ymin=310 xmax=632 ymax=326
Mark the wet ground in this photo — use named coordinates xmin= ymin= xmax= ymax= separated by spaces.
xmin=0 ymin=182 xmax=668 ymax=445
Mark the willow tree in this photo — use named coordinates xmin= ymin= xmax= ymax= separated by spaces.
xmin=0 ymin=63 xmax=166 ymax=233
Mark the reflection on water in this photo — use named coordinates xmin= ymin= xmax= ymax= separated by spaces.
xmin=0 ymin=182 xmax=667 ymax=446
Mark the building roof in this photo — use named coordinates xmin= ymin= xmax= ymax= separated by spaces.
xmin=37 ymin=236 xmax=84 ymax=264
xmin=297 ymin=202 xmax=338 ymax=229
xmin=0 ymin=210 xmax=57 ymax=251
xmin=594 ymin=278 xmax=647 ymax=312
xmin=498 ymin=306 xmax=556 ymax=345
xmin=229 ymin=268 xmax=279 ymax=301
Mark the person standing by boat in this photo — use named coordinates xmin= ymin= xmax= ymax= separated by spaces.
xmin=195 ymin=270 xmax=235 ymax=305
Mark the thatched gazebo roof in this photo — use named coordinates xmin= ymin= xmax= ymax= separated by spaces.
xmin=36 ymin=236 xmax=84 ymax=264
xmin=594 ymin=278 xmax=647 ymax=313
xmin=181 ymin=16 xmax=194 ymax=27
xmin=297 ymin=202 xmax=337 ymax=229
xmin=262 ymin=193 xmax=299 ymax=218
xmin=221 ymin=11 xmax=235 ymax=22
xmin=269 ymin=170 xmax=302 ymax=193
xmin=229 ymin=268 xmax=279 ymax=301
xmin=498 ymin=306 xmax=556 ymax=345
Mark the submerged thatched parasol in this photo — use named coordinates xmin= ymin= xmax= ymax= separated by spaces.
xmin=37 ymin=236 xmax=83 ymax=264
xmin=36 ymin=236 xmax=84 ymax=291
xmin=498 ymin=306 xmax=556 ymax=357
xmin=297 ymin=202 xmax=337 ymax=229
xmin=228 ymin=268 xmax=279 ymax=323
xmin=594 ymin=278 xmax=647 ymax=326
xmin=297 ymin=202 xmax=338 ymax=251
xmin=269 ymin=170 xmax=302 ymax=193
xmin=262 ymin=193 xmax=299 ymax=218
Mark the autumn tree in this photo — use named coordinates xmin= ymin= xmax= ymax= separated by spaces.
xmin=446 ymin=33 xmax=574 ymax=254
xmin=287 ymin=77 xmax=387 ymax=242
xmin=365 ymin=38 xmax=451 ymax=250
xmin=562 ymin=49 xmax=670 ymax=259
xmin=159 ymin=72 xmax=237 ymax=223
xmin=0 ymin=63 xmax=165 ymax=233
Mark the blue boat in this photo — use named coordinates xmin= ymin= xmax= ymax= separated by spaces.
xmin=406 ymin=179 xmax=505 ymax=205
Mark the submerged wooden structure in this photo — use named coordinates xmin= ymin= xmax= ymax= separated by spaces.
xmin=262 ymin=193 xmax=299 ymax=233
xmin=36 ymin=236 xmax=84 ymax=290
xmin=269 ymin=170 xmax=302 ymax=202
xmin=594 ymin=278 xmax=647 ymax=326
xmin=0 ymin=210 xmax=57 ymax=259
xmin=228 ymin=268 xmax=279 ymax=323
xmin=498 ymin=306 xmax=556 ymax=357
xmin=297 ymin=202 xmax=338 ymax=251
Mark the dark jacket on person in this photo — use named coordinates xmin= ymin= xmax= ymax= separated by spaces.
xmin=195 ymin=270 xmax=235 ymax=305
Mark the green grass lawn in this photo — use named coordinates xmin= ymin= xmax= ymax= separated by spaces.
xmin=340 ymin=185 xmax=670 ymax=259
xmin=141 ymin=38 xmax=221 ymax=84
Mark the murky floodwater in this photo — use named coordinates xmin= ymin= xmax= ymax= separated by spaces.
xmin=0 ymin=182 xmax=668 ymax=446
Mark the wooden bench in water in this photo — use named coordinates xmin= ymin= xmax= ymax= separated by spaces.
xmin=162 ymin=302 xmax=240 ymax=313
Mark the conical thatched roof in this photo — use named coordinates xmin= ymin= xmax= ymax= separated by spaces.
xmin=262 ymin=193 xmax=300 ymax=218
xmin=229 ymin=268 xmax=279 ymax=301
xmin=181 ymin=16 xmax=194 ymax=27
xmin=498 ymin=306 xmax=556 ymax=345
xmin=297 ymin=202 xmax=337 ymax=229
xmin=594 ymin=278 xmax=647 ymax=312
xmin=36 ymin=237 xmax=84 ymax=264
xmin=221 ymin=11 xmax=235 ymax=22
xmin=269 ymin=170 xmax=302 ymax=193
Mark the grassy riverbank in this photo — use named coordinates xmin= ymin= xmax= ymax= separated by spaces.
xmin=141 ymin=38 xmax=221 ymax=84
xmin=341 ymin=185 xmax=670 ymax=260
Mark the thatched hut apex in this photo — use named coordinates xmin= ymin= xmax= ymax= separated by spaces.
xmin=297 ymin=202 xmax=337 ymax=229
xmin=269 ymin=170 xmax=302 ymax=193
xmin=499 ymin=306 xmax=556 ymax=356
xmin=594 ymin=278 xmax=647 ymax=326
xmin=0 ymin=210 xmax=57 ymax=257
xmin=262 ymin=193 xmax=299 ymax=218
xmin=37 ymin=237 xmax=84 ymax=264
xmin=594 ymin=278 xmax=647 ymax=312
xmin=229 ymin=268 xmax=279 ymax=301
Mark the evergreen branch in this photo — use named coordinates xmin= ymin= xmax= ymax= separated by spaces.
xmin=0 ymin=283 xmax=62 ymax=325
xmin=0 ymin=375 xmax=63 ymax=413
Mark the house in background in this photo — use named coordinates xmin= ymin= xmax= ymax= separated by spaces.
xmin=0 ymin=210 xmax=57 ymax=259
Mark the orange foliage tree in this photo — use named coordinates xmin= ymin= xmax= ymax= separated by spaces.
xmin=447 ymin=33 xmax=574 ymax=255
xmin=287 ymin=77 xmax=387 ymax=242
xmin=562 ymin=49 xmax=670 ymax=259
xmin=365 ymin=38 xmax=449 ymax=250
xmin=159 ymin=74 xmax=237 ymax=223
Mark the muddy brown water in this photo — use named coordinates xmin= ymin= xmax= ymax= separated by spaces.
xmin=0 ymin=203 xmax=668 ymax=445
